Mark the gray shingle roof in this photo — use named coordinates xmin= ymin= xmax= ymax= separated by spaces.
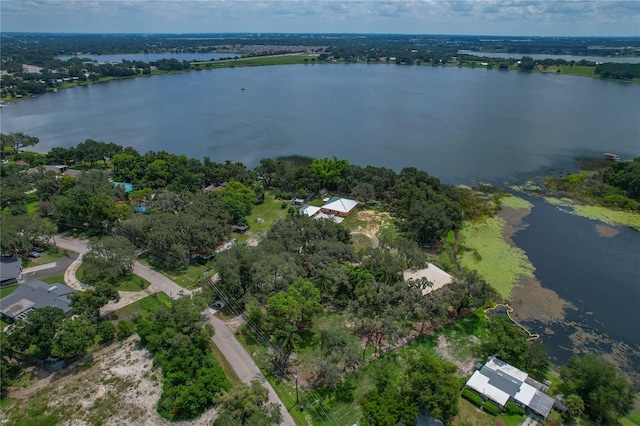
xmin=1 ymin=257 xmax=22 ymax=282
xmin=0 ymin=280 xmax=75 ymax=320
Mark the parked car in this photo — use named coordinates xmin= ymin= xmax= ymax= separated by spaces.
xmin=211 ymin=300 xmax=225 ymax=310
xmin=28 ymin=251 xmax=41 ymax=258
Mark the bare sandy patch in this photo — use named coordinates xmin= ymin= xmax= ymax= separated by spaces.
xmin=353 ymin=210 xmax=393 ymax=248
xmin=436 ymin=335 xmax=477 ymax=376
xmin=4 ymin=337 xmax=218 ymax=426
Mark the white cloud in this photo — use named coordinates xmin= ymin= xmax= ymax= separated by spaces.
xmin=1 ymin=0 xmax=638 ymax=35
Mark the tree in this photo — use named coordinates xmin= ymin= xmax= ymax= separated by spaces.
xmin=405 ymin=352 xmax=460 ymax=425
xmin=564 ymin=394 xmax=585 ymax=418
xmin=4 ymin=307 xmax=66 ymax=361
xmin=360 ymin=387 xmax=418 ymax=426
xmin=1 ymin=132 xmax=39 ymax=155
xmin=0 ymin=213 xmax=56 ymax=257
xmin=560 ymin=354 xmax=635 ymax=423
xmin=98 ymin=321 xmax=117 ymax=343
xmin=70 ymin=283 xmax=120 ymax=321
xmin=52 ymin=316 xmax=97 ymax=359
xmin=311 ymin=156 xmax=349 ymax=190
xmin=215 ymin=180 xmax=256 ymax=224
xmin=481 ymin=314 xmax=528 ymax=368
xmin=82 ymin=236 xmax=137 ymax=283
xmin=214 ymin=379 xmax=283 ymax=425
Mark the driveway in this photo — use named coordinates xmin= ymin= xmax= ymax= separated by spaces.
xmin=54 ymin=234 xmax=190 ymax=300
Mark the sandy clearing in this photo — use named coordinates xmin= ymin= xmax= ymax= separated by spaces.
xmin=403 ymin=263 xmax=454 ymax=295
xmin=5 ymin=337 xmax=219 ymax=426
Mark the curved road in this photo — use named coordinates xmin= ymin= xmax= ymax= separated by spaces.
xmin=54 ymin=234 xmax=190 ymax=299
xmin=55 ymin=234 xmax=295 ymax=424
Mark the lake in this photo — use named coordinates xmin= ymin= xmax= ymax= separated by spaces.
xmin=2 ymin=64 xmax=638 ymax=183
xmin=458 ymin=50 xmax=640 ymax=64
xmin=56 ymin=52 xmax=240 ymax=63
xmin=2 ymin=64 xmax=639 ymax=378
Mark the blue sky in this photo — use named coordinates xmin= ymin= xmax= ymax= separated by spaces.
xmin=2 ymin=0 xmax=639 ymax=37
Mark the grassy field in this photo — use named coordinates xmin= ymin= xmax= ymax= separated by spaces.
xmin=111 ymin=292 xmax=172 ymax=321
xmin=153 ymin=262 xmax=210 ymax=289
xmin=191 ymin=54 xmax=320 ymax=70
xmin=238 ymin=192 xmax=290 ymax=243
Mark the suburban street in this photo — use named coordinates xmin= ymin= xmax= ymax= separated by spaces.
xmin=53 ymin=234 xmax=295 ymax=424
xmin=204 ymin=311 xmax=296 ymax=426
xmin=54 ymin=234 xmax=190 ymax=299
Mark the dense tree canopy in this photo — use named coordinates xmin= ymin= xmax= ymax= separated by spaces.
xmin=214 ymin=380 xmax=283 ymax=426
xmin=560 ymin=354 xmax=635 ymax=423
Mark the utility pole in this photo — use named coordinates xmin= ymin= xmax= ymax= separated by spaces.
xmin=294 ymin=371 xmax=299 ymax=404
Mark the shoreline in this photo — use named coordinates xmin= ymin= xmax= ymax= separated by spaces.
xmin=3 ymin=53 xmax=637 ymax=104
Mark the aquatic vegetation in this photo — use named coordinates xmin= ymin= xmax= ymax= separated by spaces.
xmin=459 ymin=215 xmax=535 ymax=299
xmin=545 ymin=197 xmax=640 ymax=230
xmin=500 ymin=195 xmax=533 ymax=210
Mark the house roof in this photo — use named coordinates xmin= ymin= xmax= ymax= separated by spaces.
xmin=0 ymin=280 xmax=75 ymax=320
xmin=529 ymin=391 xmax=554 ymax=418
xmin=1 ymin=257 xmax=22 ymax=282
xmin=466 ymin=357 xmax=555 ymax=418
xmin=466 ymin=370 xmax=510 ymax=407
xmin=485 ymin=357 xmax=528 ymax=382
xmin=321 ymin=197 xmax=358 ymax=214
xmin=300 ymin=205 xmax=321 ymax=217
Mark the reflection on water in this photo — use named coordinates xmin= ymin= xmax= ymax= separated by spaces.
xmin=510 ymin=194 xmax=640 ymax=383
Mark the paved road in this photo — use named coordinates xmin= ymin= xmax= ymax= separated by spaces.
xmin=55 ymin=235 xmax=190 ymax=300
xmin=55 ymin=234 xmax=294 ymax=422
xmin=204 ymin=312 xmax=296 ymax=426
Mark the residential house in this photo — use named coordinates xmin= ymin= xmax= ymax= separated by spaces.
xmin=0 ymin=257 xmax=23 ymax=286
xmin=465 ymin=357 xmax=555 ymax=419
xmin=300 ymin=205 xmax=321 ymax=218
xmin=0 ymin=280 xmax=75 ymax=321
xmin=320 ymin=197 xmax=358 ymax=217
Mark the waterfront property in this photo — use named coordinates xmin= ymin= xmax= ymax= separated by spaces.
xmin=0 ymin=280 xmax=75 ymax=321
xmin=320 ymin=197 xmax=358 ymax=217
xmin=465 ymin=357 xmax=555 ymax=419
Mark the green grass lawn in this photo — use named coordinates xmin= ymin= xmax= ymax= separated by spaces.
xmin=24 ymin=248 xmax=71 ymax=268
xmin=192 ymin=55 xmax=320 ymax=70
xmin=41 ymin=275 xmax=66 ymax=285
xmin=111 ymin=292 xmax=172 ymax=321
xmin=239 ymin=192 xmax=290 ymax=243
xmin=114 ymin=274 xmax=150 ymax=292
xmin=155 ymin=262 xmax=211 ymax=289
xmin=0 ymin=284 xmax=19 ymax=298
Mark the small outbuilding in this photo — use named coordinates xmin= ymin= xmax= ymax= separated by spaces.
xmin=231 ymin=225 xmax=249 ymax=234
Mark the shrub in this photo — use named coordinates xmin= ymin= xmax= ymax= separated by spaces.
xmin=462 ymin=388 xmax=483 ymax=407
xmin=603 ymin=194 xmax=638 ymax=210
xmin=483 ymin=401 xmax=501 ymax=416
xmin=98 ymin=321 xmax=116 ymax=343
xmin=504 ymin=401 xmax=525 ymax=415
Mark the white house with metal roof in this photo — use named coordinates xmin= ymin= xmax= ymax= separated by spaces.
xmin=465 ymin=357 xmax=555 ymax=419
xmin=320 ymin=197 xmax=358 ymax=217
